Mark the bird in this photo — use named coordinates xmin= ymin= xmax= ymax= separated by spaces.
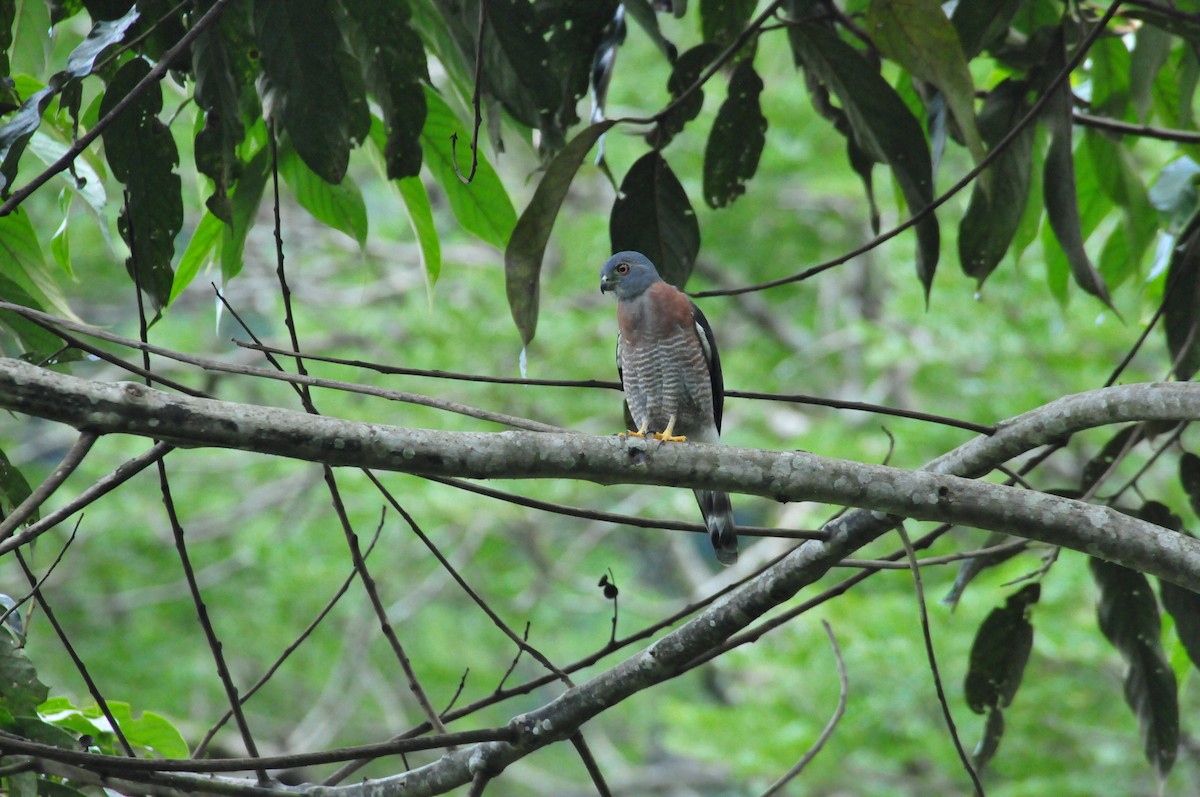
xmin=599 ymin=251 xmax=738 ymax=565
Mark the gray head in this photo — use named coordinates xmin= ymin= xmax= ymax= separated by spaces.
xmin=599 ymin=251 xmax=663 ymax=300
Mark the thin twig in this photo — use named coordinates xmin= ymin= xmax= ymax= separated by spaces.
xmin=759 ymin=619 xmax=848 ymax=796
xmin=0 ymin=517 xmax=80 ymax=634
xmin=0 ymin=442 xmax=172 ymax=557
xmin=0 ymin=431 xmax=98 ymax=543
xmin=14 ymin=551 xmax=136 ymax=757
xmin=897 ymin=523 xmax=984 ymax=796
xmin=451 ymin=0 xmax=486 ymax=183
xmin=570 ymin=733 xmax=613 ymax=797
xmin=838 ymin=539 xmax=1032 ymax=570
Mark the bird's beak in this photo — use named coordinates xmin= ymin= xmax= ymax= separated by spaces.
xmin=600 ymin=275 xmax=614 ymax=294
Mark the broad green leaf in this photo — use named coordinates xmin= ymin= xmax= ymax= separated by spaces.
xmin=483 ymin=0 xmax=564 ymax=140
xmin=104 ymin=702 xmax=189 ymax=759
xmin=339 ymin=0 xmax=428 ymax=179
xmin=221 ymin=144 xmax=271 ymax=282
xmin=278 ymin=137 xmax=368 ymax=245
xmin=99 ymin=57 xmax=181 ymax=310
xmin=610 ymin=151 xmax=700 ymax=289
xmin=787 ymin=22 xmax=939 ymax=295
xmin=654 ymin=42 xmax=720 ymax=148
xmin=1089 ymin=36 xmax=1130 ymax=121
xmin=950 ymin=0 xmax=1021 ymax=59
xmin=866 ymin=0 xmax=986 ymax=164
xmin=170 ymin=210 xmax=223 ymax=304
xmin=5 ymin=769 xmax=35 ymax=797
xmin=1091 ymin=556 xmax=1179 ymax=779
xmin=703 ymin=59 xmax=766 ymax=208
xmin=0 ymin=632 xmax=48 ymax=716
xmin=1008 ymin=125 xmax=1045 ymax=266
xmin=0 ymin=446 xmax=34 ymax=521
xmin=0 ymin=209 xmax=74 ymax=318
xmin=1163 ymin=213 xmax=1200 ymax=380
xmin=10 ymin=0 xmax=50 ymax=77
xmin=15 ymin=716 xmax=77 ymax=749
xmin=421 ymin=87 xmax=516 ymax=251
xmin=192 ymin=7 xmax=247 ymax=222
xmin=50 ymin=190 xmax=70 ymax=275
xmin=26 ymin=131 xmax=107 ymax=219
xmin=1041 ymin=30 xmax=1113 ymax=309
xmin=1149 ymin=156 xmax=1200 ymax=229
xmin=959 ymin=79 xmax=1034 ymax=285
xmin=964 ymin=583 xmax=1039 ymax=714
xmin=505 ymin=120 xmax=614 ymax=345
xmin=0 ymin=85 xmax=56 ymax=193
xmin=47 ymin=0 xmax=83 ymax=27
xmin=1130 ymin=23 xmax=1171 ymax=123
xmin=700 ymin=0 xmax=756 ymax=48
xmin=397 ymin=176 xmax=441 ymax=290
xmin=64 ymin=4 xmax=138 ymax=78
xmin=0 ymin=0 xmax=17 ymax=112
xmin=0 ymin=275 xmax=70 ymax=359
xmin=542 ymin=0 xmax=620 ymax=136
xmin=255 ymin=0 xmax=352 ymax=183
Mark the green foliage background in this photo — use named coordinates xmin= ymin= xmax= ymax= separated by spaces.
xmin=2 ymin=0 xmax=1200 ymax=794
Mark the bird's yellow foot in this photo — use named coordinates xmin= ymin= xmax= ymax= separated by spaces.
xmin=652 ymin=416 xmax=686 ymax=442
xmin=619 ymin=430 xmax=647 ymax=438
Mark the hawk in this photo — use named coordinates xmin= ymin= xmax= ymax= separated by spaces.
xmin=599 ymin=251 xmax=738 ymax=565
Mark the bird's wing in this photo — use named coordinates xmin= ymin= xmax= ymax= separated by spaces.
xmin=690 ymin=302 xmax=724 ymax=433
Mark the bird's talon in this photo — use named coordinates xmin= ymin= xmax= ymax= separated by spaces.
xmin=652 ymin=432 xmax=687 ymax=442
xmin=618 ymin=430 xmax=647 ymax=438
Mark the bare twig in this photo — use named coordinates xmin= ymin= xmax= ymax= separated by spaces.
xmin=897 ymin=523 xmax=983 ymax=796
xmin=0 ymin=518 xmax=80 ymax=633
xmin=0 ymin=431 xmax=98 ymax=543
xmin=759 ymin=619 xmax=848 ymax=796
xmin=451 ymin=0 xmax=486 ymax=183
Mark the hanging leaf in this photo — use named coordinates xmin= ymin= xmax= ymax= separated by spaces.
xmin=958 ymin=79 xmax=1034 ymax=284
xmin=1181 ymin=453 xmax=1200 ymax=517
xmin=0 ymin=85 xmax=58 ymax=194
xmin=1164 ymin=212 xmax=1200 ymax=380
xmin=338 ymin=0 xmax=428 ymax=179
xmin=0 ymin=447 xmax=34 ymax=522
xmin=278 ymin=136 xmax=368 ymax=245
xmin=255 ymin=0 xmax=353 ymax=184
xmin=1130 ymin=23 xmax=1171 ymax=123
xmin=866 ymin=0 xmax=986 ymax=164
xmin=654 ymin=42 xmax=721 ymax=148
xmin=942 ymin=530 xmax=1029 ymax=609
xmin=1090 ymin=555 xmax=1179 ymax=779
xmin=699 ymin=0 xmax=756 ymax=49
xmin=786 ymin=22 xmax=939 ymax=295
xmin=169 ymin=210 xmax=223 ymax=303
xmin=192 ymin=8 xmax=246 ymax=223
xmin=220 ymin=143 xmax=271 ymax=282
xmin=1040 ymin=28 xmax=1114 ymax=309
xmin=703 ymin=59 xmax=766 ymax=208
xmin=964 ymin=583 xmax=1039 ymax=714
xmin=64 ymin=4 xmax=139 ymax=78
xmin=420 ymin=87 xmax=516 ymax=251
xmin=0 ymin=632 xmax=48 ymax=716
xmin=950 ymin=0 xmax=1021 ymax=59
xmin=482 ymin=0 xmax=565 ymax=143
xmin=505 ymin=121 xmax=614 ymax=345
xmin=610 ymin=151 xmax=700 ymax=289
xmin=99 ymin=57 xmax=181 ymax=309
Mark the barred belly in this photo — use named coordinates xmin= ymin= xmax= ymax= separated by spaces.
xmin=621 ymin=327 xmax=715 ymax=441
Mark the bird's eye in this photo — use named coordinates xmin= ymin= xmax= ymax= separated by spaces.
xmin=616 ymin=263 xmax=630 ymax=275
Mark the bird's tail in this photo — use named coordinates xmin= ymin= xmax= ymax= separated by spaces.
xmin=694 ymin=489 xmax=738 ymax=566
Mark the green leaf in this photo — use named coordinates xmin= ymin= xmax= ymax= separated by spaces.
xmin=0 ymin=632 xmax=48 ymax=716
xmin=787 ymin=22 xmax=939 ymax=295
xmin=397 ymin=176 xmax=441 ymax=290
xmin=610 ymin=151 xmax=700 ymax=289
xmin=220 ymin=143 xmax=271 ymax=282
xmin=958 ymin=79 xmax=1034 ymax=285
xmin=964 ymin=583 xmax=1039 ymax=714
xmin=338 ymin=0 xmax=428 ymax=179
xmin=1090 ymin=555 xmax=1179 ymax=779
xmin=653 ymin=42 xmax=721 ymax=148
xmin=1182 ymin=452 xmax=1200 ymax=518
xmin=1040 ymin=29 xmax=1113 ymax=309
xmin=950 ymin=0 xmax=1021 ymax=59
xmin=192 ymin=6 xmax=247 ymax=222
xmin=1160 ymin=571 xmax=1200 ymax=672
xmin=699 ymin=0 xmax=756 ymax=48
xmin=0 ymin=208 xmax=74 ymax=319
xmin=5 ymin=769 xmax=36 ymax=797
xmin=170 ymin=210 xmax=223 ymax=304
xmin=482 ymin=0 xmax=564 ymax=140
xmin=64 ymin=4 xmax=139 ymax=78
xmin=0 ymin=1 xmax=18 ymax=112
xmin=49 ymin=191 xmax=70 ymax=275
xmin=1163 ymin=213 xmax=1200 ymax=380
xmin=420 ymin=87 xmax=516 ymax=251
xmin=99 ymin=57 xmax=181 ymax=310
xmin=703 ymin=59 xmax=766 ymax=208
xmin=505 ymin=120 xmax=614 ymax=345
xmin=105 ymin=702 xmax=188 ymax=759
xmin=0 ymin=447 xmax=34 ymax=521
xmin=26 ymin=131 xmax=107 ymax=220
xmin=255 ymin=0 xmax=352 ymax=183
xmin=1089 ymin=36 xmax=1131 ymax=121
xmin=0 ymin=85 xmax=57 ymax=194
xmin=278 ymin=136 xmax=368 ymax=245
xmin=942 ymin=530 xmax=1026 ymax=608
xmin=866 ymin=0 xmax=986 ymax=164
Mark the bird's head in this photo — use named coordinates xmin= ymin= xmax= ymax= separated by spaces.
xmin=599 ymin=251 xmax=662 ymax=300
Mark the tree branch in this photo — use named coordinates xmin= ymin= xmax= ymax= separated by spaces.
xmin=1 ymin=358 xmax=1199 ymax=589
